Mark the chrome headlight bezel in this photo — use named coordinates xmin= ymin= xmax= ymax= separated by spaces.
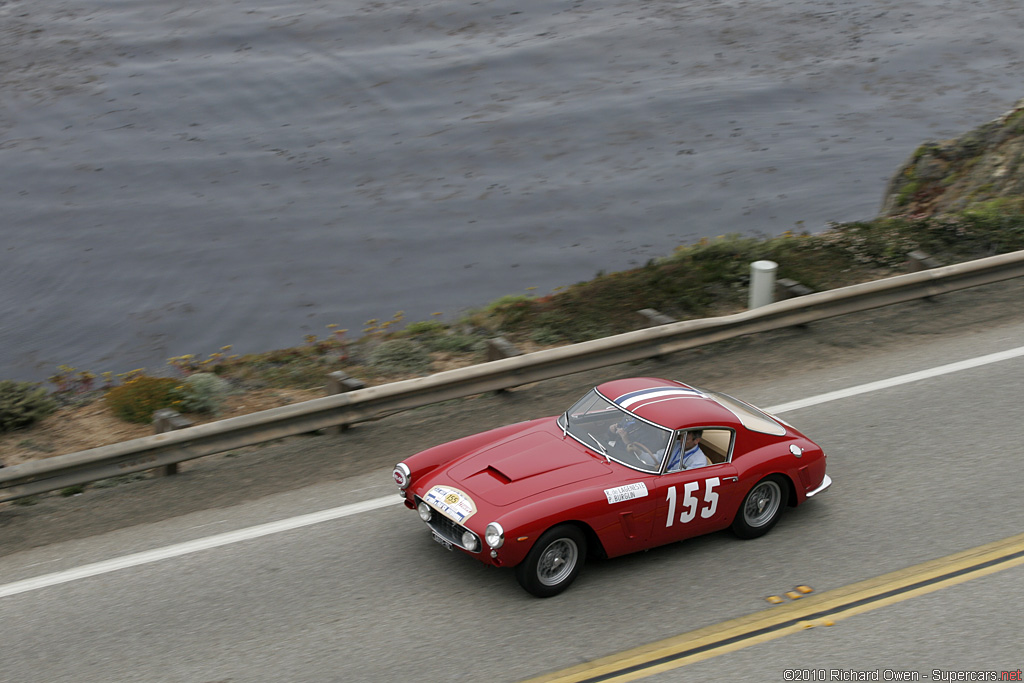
xmin=461 ymin=530 xmax=480 ymax=552
xmin=393 ymin=463 xmax=411 ymax=490
xmin=485 ymin=522 xmax=505 ymax=549
xmin=417 ymin=502 xmax=433 ymax=522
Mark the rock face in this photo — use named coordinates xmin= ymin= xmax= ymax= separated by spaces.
xmin=880 ymin=98 xmax=1024 ymax=218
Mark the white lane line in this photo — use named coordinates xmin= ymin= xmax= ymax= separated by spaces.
xmin=765 ymin=346 xmax=1024 ymax=414
xmin=0 ymin=496 xmax=402 ymax=600
xmin=4 ymin=345 xmax=1023 ymax=600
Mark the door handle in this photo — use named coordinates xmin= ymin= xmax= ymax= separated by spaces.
xmin=722 ymin=476 xmax=738 ymax=483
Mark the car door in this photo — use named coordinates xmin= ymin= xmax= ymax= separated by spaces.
xmin=592 ymin=473 xmax=663 ymax=558
xmin=649 ymin=429 xmax=743 ymax=545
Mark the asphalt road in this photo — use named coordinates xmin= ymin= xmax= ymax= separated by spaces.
xmin=2 ymin=283 xmax=1024 ymax=682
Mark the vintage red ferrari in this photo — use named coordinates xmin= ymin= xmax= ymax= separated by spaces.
xmin=392 ymin=377 xmax=831 ymax=597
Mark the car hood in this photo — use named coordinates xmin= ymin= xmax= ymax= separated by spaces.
xmin=440 ymin=426 xmax=613 ymax=507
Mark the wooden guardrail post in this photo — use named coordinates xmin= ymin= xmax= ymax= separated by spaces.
xmin=325 ymin=371 xmax=366 ymax=433
xmin=775 ymin=278 xmax=815 ymax=300
xmin=486 ymin=338 xmax=522 ymax=393
xmin=486 ymin=337 xmax=522 ymax=361
xmin=637 ymin=309 xmax=676 ymax=327
xmin=907 ymin=251 xmax=945 ymax=301
xmin=907 ymin=250 xmax=944 ymax=271
xmin=152 ymin=409 xmax=192 ymax=475
xmin=636 ymin=309 xmax=676 ymax=361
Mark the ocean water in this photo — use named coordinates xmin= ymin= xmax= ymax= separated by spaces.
xmin=1 ymin=0 xmax=1021 ymax=382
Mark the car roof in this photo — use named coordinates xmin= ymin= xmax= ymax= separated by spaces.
xmin=595 ymin=377 xmax=748 ymax=432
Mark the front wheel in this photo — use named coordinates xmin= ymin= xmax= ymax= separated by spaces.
xmin=732 ymin=475 xmax=786 ymax=539
xmin=515 ymin=525 xmax=587 ymax=598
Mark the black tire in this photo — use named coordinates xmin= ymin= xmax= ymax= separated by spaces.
xmin=515 ymin=524 xmax=587 ymax=598
xmin=731 ymin=475 xmax=787 ymax=539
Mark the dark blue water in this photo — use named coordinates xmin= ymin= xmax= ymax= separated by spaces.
xmin=2 ymin=0 xmax=1021 ymax=382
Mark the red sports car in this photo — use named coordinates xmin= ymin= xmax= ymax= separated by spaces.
xmin=392 ymin=377 xmax=831 ymax=597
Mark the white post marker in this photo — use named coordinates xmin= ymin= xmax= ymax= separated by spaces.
xmin=748 ymin=260 xmax=778 ymax=309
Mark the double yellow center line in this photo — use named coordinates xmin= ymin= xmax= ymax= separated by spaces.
xmin=525 ymin=532 xmax=1024 ymax=683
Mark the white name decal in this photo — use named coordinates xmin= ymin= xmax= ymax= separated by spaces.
xmin=604 ymin=482 xmax=649 ymax=504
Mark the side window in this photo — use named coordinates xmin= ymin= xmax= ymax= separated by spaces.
xmin=699 ymin=429 xmax=734 ymax=464
xmin=665 ymin=428 xmax=734 ymax=472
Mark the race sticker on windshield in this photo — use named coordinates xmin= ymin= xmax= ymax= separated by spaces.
xmin=424 ymin=485 xmax=478 ymax=524
xmin=604 ymin=482 xmax=649 ymax=504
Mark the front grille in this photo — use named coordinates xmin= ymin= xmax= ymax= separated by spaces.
xmin=415 ymin=496 xmax=481 ymax=552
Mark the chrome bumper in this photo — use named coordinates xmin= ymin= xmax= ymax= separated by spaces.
xmin=806 ymin=474 xmax=832 ymax=498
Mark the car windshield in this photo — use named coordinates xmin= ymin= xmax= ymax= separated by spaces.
xmin=558 ymin=390 xmax=672 ymax=472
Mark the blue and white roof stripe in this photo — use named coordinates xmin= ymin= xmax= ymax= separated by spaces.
xmin=613 ymin=386 xmax=703 ymax=410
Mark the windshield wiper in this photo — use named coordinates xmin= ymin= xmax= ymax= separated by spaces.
xmin=587 ymin=433 xmax=610 ymax=462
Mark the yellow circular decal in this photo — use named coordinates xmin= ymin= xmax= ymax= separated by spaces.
xmin=445 ymin=493 xmax=460 ymax=505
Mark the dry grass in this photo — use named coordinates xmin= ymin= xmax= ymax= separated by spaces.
xmin=0 ymin=348 xmax=492 ymax=468
xmin=0 ymin=387 xmax=321 ymax=468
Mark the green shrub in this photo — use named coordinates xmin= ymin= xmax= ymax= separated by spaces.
xmin=173 ymin=372 xmax=230 ymax=414
xmin=257 ymin=363 xmax=333 ymax=389
xmin=105 ymin=376 xmax=180 ymax=424
xmin=423 ymin=333 xmax=483 ymax=354
xmin=369 ymin=339 xmax=433 ymax=374
xmin=0 ymin=380 xmax=57 ymax=433
xmin=403 ymin=320 xmax=447 ymax=337
xmin=485 ymin=294 xmax=533 ymax=311
xmin=530 ymin=327 xmax=565 ymax=345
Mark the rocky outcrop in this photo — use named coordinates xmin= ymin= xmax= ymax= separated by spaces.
xmin=880 ymin=98 xmax=1024 ymax=218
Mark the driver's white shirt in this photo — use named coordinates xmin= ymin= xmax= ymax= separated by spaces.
xmin=667 ymin=442 xmax=708 ymax=471
xmin=683 ymin=444 xmax=709 ymax=469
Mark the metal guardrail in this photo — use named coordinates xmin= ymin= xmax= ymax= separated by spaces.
xmin=4 ymin=249 xmax=1024 ymax=503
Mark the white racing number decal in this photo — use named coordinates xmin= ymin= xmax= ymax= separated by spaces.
xmin=665 ymin=477 xmax=720 ymax=526
xmin=604 ymin=482 xmax=649 ymax=504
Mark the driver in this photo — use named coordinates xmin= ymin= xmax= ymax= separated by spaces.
xmin=666 ymin=430 xmax=708 ymax=471
xmin=608 ymin=416 xmax=642 ymax=448
xmin=609 ymin=417 xmax=660 ymax=467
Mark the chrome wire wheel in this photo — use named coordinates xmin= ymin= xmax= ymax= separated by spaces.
xmin=743 ymin=479 xmax=782 ymax=528
xmin=516 ymin=525 xmax=587 ymax=597
xmin=537 ymin=538 xmax=579 ymax=586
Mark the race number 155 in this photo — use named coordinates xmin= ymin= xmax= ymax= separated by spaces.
xmin=665 ymin=477 xmax=720 ymax=526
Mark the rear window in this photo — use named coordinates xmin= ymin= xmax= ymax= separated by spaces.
xmin=703 ymin=390 xmax=787 ymax=436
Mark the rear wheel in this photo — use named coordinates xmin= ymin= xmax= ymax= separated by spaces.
xmin=732 ymin=475 xmax=786 ymax=539
xmin=515 ymin=525 xmax=587 ymax=598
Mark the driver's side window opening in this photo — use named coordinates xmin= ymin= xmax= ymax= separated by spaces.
xmin=666 ymin=428 xmax=734 ymax=472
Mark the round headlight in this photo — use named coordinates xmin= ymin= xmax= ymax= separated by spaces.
xmin=485 ymin=522 xmax=505 ymax=549
xmin=461 ymin=530 xmax=479 ymax=552
xmin=417 ymin=502 xmax=433 ymax=522
xmin=393 ymin=463 xmax=411 ymax=490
